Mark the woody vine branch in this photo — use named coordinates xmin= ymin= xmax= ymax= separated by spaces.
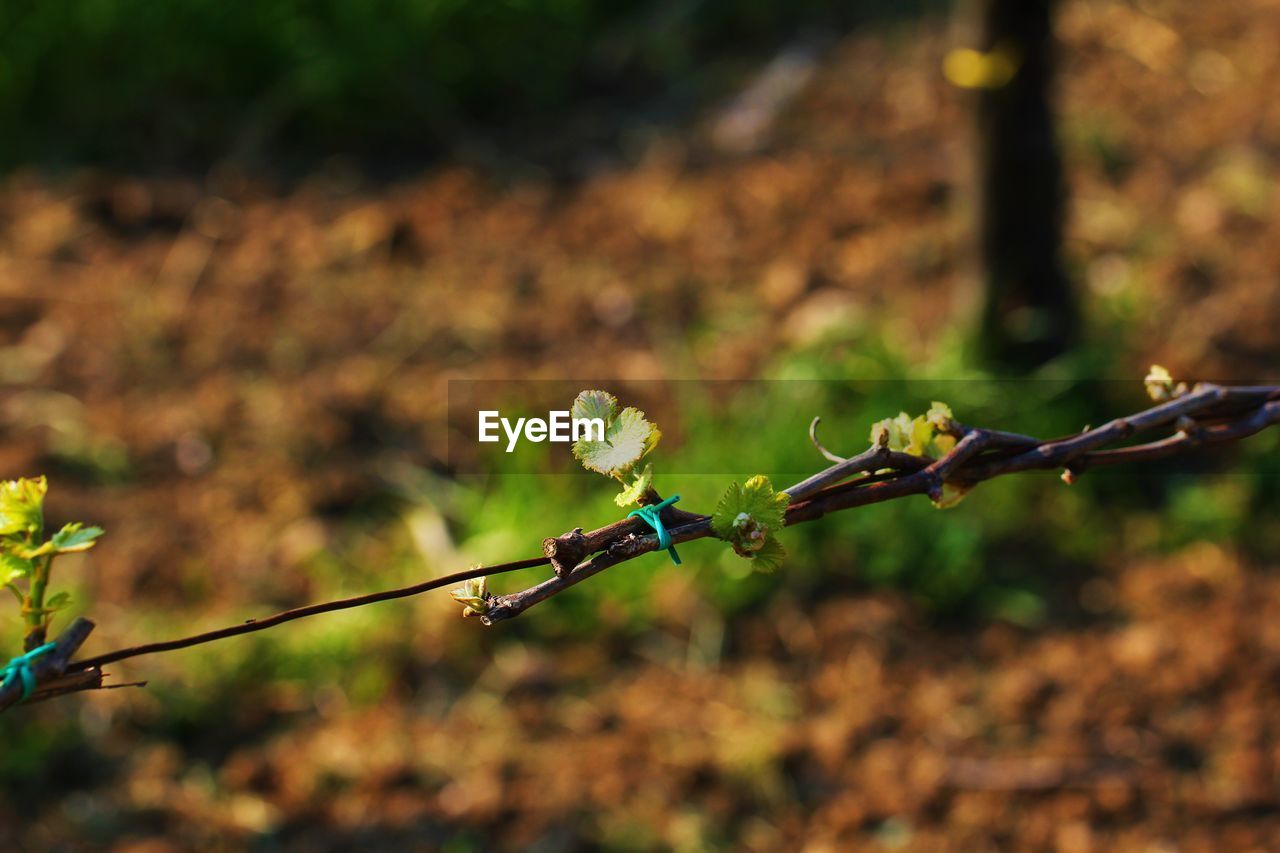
xmin=2 ymin=367 xmax=1277 ymax=712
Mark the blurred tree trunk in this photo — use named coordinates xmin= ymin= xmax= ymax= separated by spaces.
xmin=969 ymin=0 xmax=1079 ymax=369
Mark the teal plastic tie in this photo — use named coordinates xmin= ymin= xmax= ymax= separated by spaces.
xmin=628 ymin=494 xmax=683 ymax=565
xmin=2 ymin=642 xmax=57 ymax=703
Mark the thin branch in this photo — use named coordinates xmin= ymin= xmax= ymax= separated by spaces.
xmin=66 ymin=557 xmax=548 ymax=673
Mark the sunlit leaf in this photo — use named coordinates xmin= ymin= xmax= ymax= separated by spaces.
xmin=871 ymin=412 xmax=914 ymax=453
xmin=0 ymin=476 xmax=46 ymax=539
xmin=570 ymin=389 xmax=617 ymax=426
xmin=906 ymin=415 xmax=934 ymax=456
xmin=50 ymin=523 xmax=104 ymax=554
xmin=1144 ymin=364 xmax=1187 ymax=402
xmin=926 ymin=401 xmax=954 ymax=432
xmin=614 ymin=463 xmax=653 ymax=507
xmin=712 ymin=475 xmax=788 ymax=542
xmin=931 ymin=433 xmax=957 ymax=456
xmin=0 ymin=553 xmax=33 ymax=583
xmin=891 ymin=413 xmax=913 ymax=451
xmin=712 ymin=475 xmax=790 ymax=571
xmin=745 ymin=535 xmax=786 ymax=573
xmin=573 ymin=406 xmax=659 ymax=476
xmin=869 ymin=403 xmax=961 ymax=459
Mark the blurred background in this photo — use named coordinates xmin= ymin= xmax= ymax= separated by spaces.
xmin=3 ymin=0 xmax=1280 ymax=848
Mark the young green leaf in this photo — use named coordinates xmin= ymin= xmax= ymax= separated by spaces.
xmin=571 ymin=389 xmax=618 ymax=425
xmin=931 ymin=432 xmax=957 ymax=456
xmin=44 ymin=590 xmax=72 ymax=611
xmin=712 ymin=475 xmax=789 ymax=540
xmin=569 ymin=390 xmax=664 ymax=507
xmin=906 ymin=414 xmax=933 ymax=456
xmin=712 ymin=475 xmax=790 ymax=568
xmin=0 ymin=476 xmax=47 ymax=539
xmin=1 ymin=553 xmax=33 ymax=583
xmin=1144 ymin=364 xmax=1187 ymax=402
xmin=450 ymin=575 xmax=489 ymax=617
xmin=50 ymin=522 xmax=105 ymax=554
xmin=614 ymin=463 xmax=654 ymax=507
xmin=870 ymin=413 xmax=913 ymax=452
xmin=926 ymin=401 xmax=954 ymax=432
xmin=573 ymin=406 xmax=661 ymax=477
xmin=745 ymin=535 xmax=787 ymax=573
xmin=869 ymin=403 xmax=959 ymax=459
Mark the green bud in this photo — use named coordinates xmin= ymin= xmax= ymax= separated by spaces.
xmin=1144 ymin=365 xmax=1187 ymax=402
xmin=450 ymin=575 xmax=490 ymax=617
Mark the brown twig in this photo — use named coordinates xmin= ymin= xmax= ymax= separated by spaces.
xmin=785 ymin=445 xmax=931 ymax=502
xmin=6 ymin=380 xmax=1279 ymax=711
xmin=66 ymin=558 xmax=548 ymax=673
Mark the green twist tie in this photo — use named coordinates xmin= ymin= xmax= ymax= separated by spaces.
xmin=627 ymin=494 xmax=682 ymax=565
xmin=2 ymin=642 xmax=57 ymax=702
